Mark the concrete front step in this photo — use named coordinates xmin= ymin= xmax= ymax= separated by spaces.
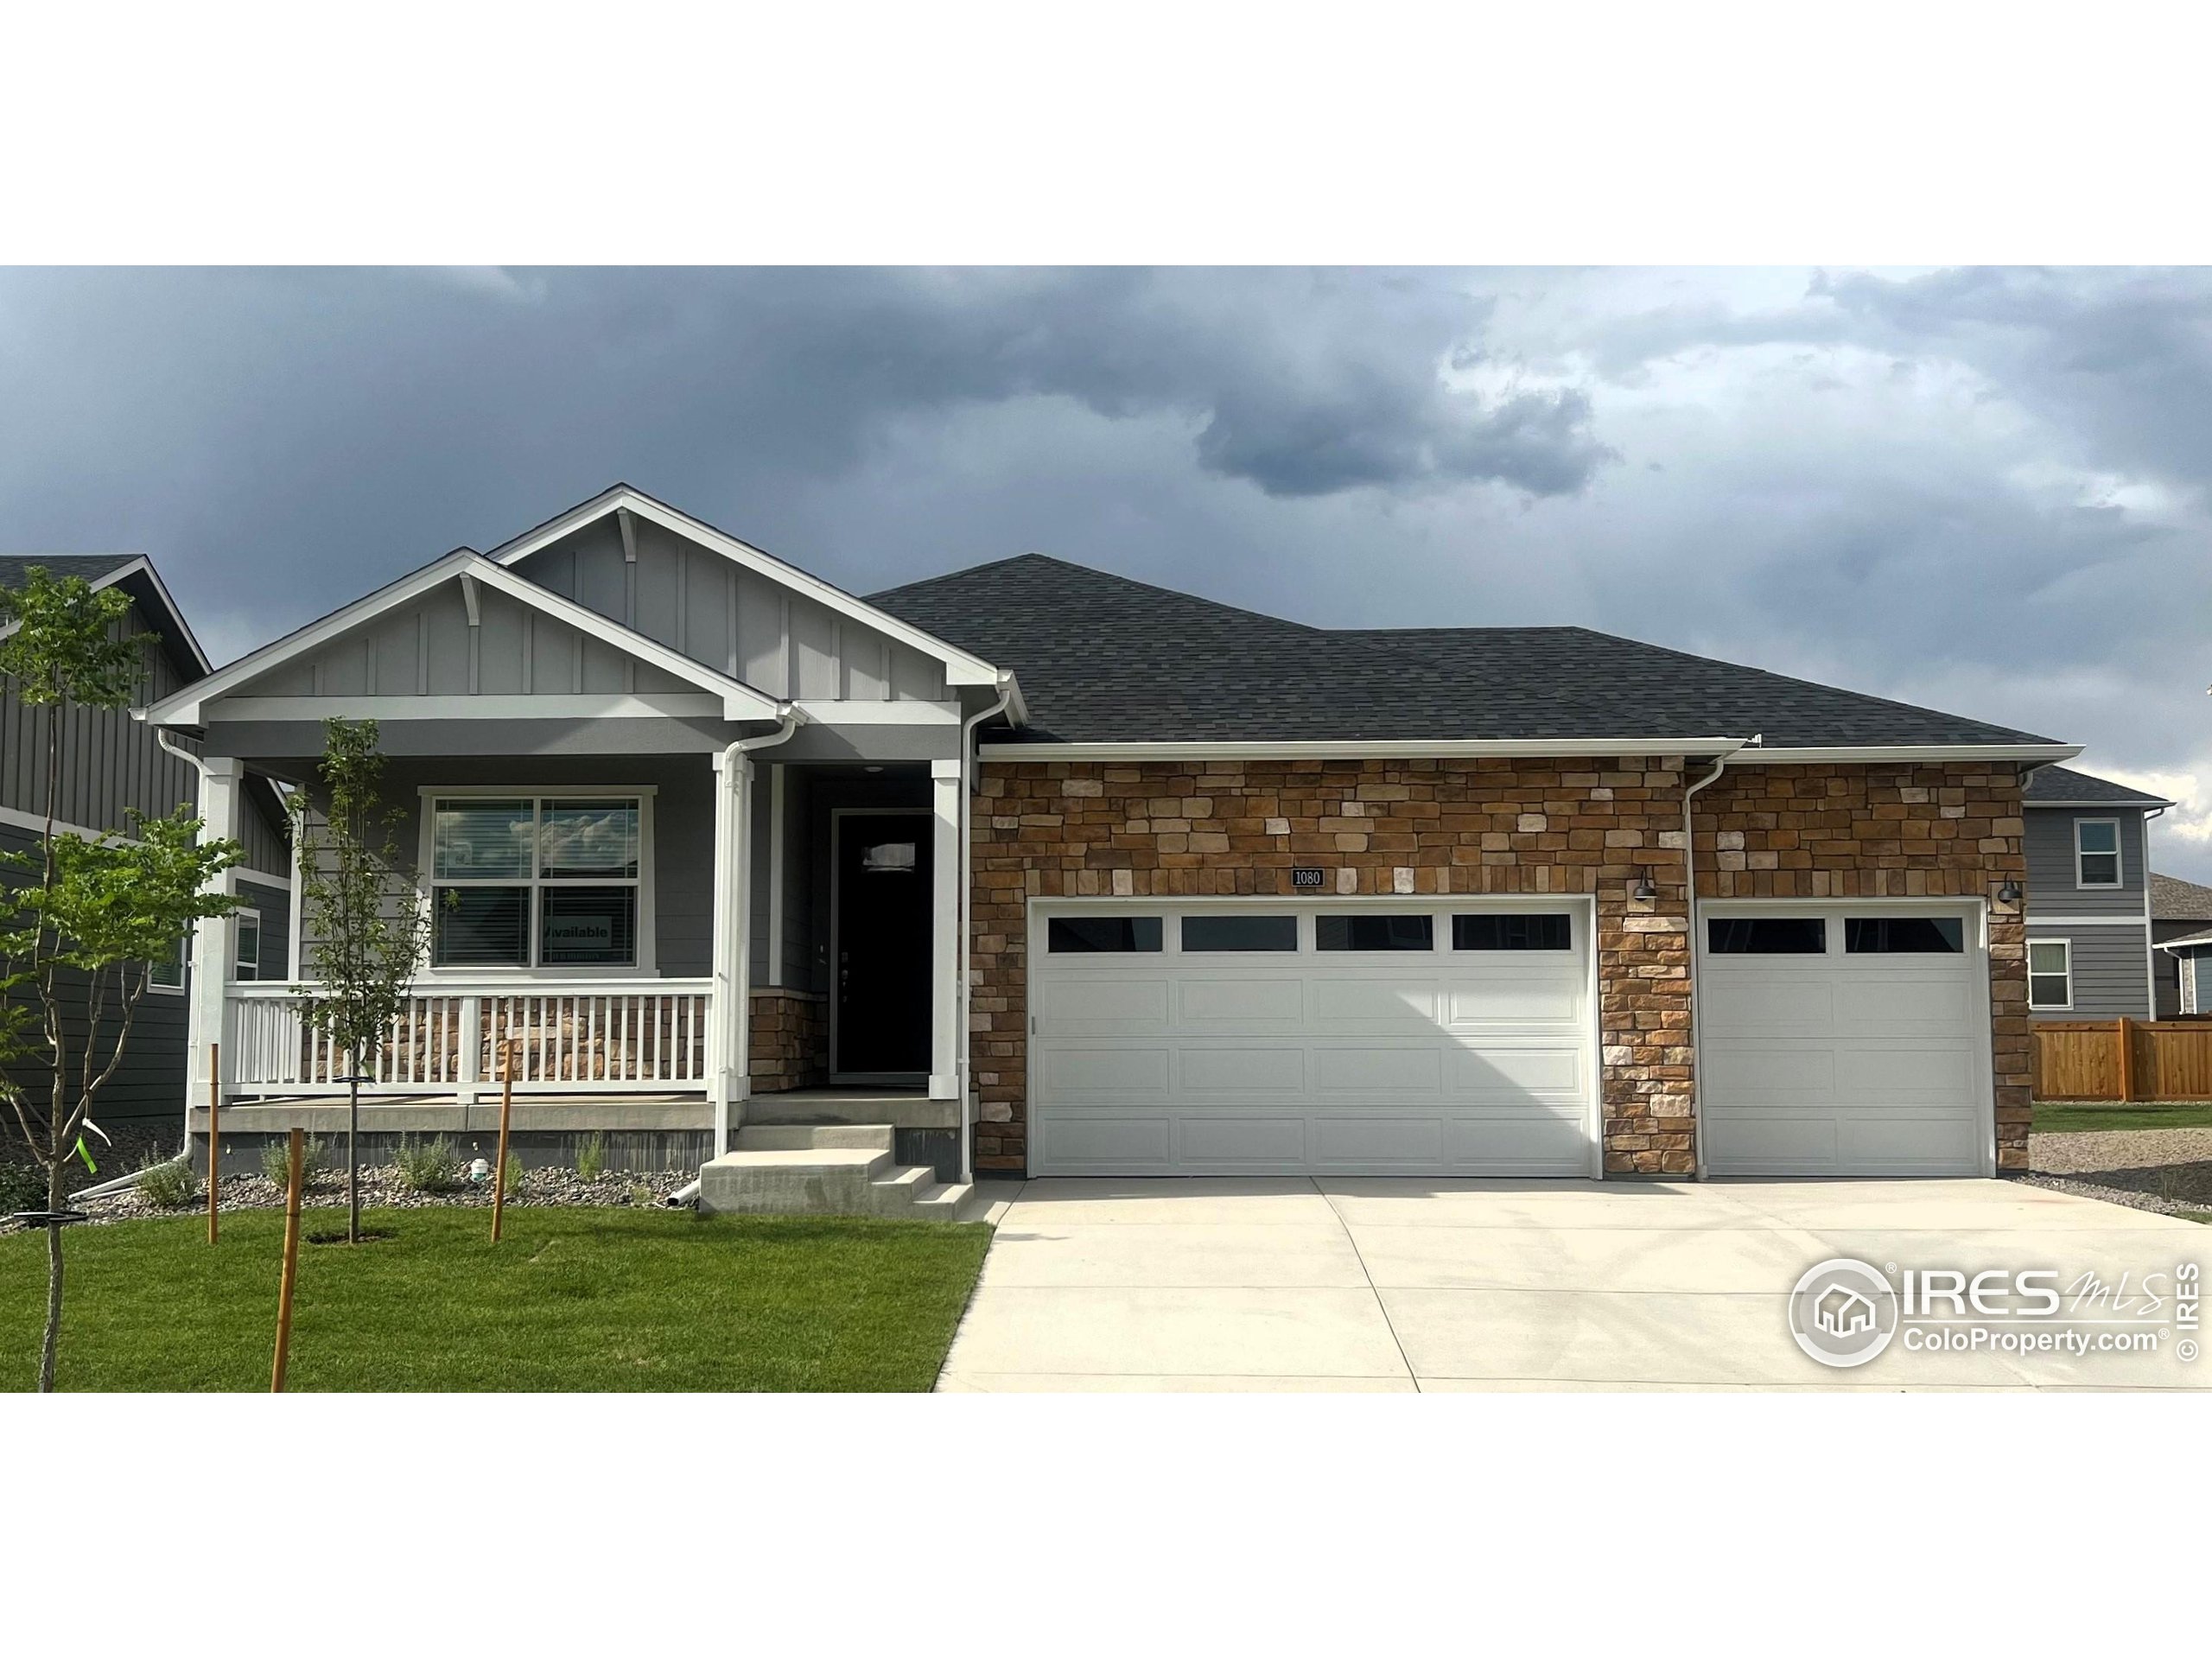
xmin=698 ymin=1123 xmax=980 ymax=1222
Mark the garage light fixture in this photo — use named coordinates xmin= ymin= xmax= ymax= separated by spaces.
xmin=1630 ymin=876 xmax=1657 ymax=903
xmin=1997 ymin=880 xmax=2022 ymax=906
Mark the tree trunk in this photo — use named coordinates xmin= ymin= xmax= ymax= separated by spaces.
xmin=38 ymin=1158 xmax=64 ymax=1392
xmin=347 ymin=1075 xmax=360 ymax=1243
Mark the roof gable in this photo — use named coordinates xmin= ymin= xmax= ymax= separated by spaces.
xmin=144 ymin=551 xmax=782 ymax=726
xmin=2152 ymin=871 xmax=2212 ymax=922
xmin=2023 ymin=765 xmax=2174 ymax=808
xmin=490 ymin=486 xmax=1005 ymax=696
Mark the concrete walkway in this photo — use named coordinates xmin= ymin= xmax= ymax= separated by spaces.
xmin=938 ymin=1177 xmax=2209 ymax=1391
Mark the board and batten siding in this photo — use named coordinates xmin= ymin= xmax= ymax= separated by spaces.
xmin=0 ymin=821 xmax=189 ymax=1122
xmin=2025 ymin=925 xmax=2151 ymax=1018
xmin=513 ymin=516 xmax=950 ymax=703
xmin=2024 ymin=807 xmax=2146 ymax=913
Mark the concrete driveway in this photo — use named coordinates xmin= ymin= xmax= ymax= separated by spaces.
xmin=938 ymin=1178 xmax=2209 ymax=1391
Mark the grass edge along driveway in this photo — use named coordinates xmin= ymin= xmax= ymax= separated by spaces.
xmin=1 ymin=1206 xmax=991 ymax=1392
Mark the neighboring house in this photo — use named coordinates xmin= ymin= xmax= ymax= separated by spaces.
xmin=1 ymin=555 xmax=293 ymax=1123
xmin=2150 ymin=871 xmax=2212 ymax=1016
xmin=142 ymin=485 xmax=2082 ymax=1209
xmin=2018 ymin=765 xmax=2172 ymax=1021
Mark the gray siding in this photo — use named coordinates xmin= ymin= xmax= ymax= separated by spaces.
xmin=2 ymin=599 xmax=199 ymax=832
xmin=2024 ymin=807 xmax=2146 ymax=918
xmin=2026 ymin=922 xmax=2151 ymax=1019
xmin=235 ymin=875 xmax=292 ymax=981
xmin=2151 ymin=919 xmax=2206 ymax=1017
xmin=0 ymin=822 xmax=188 ymax=1123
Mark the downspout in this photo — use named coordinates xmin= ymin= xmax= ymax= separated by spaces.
xmin=2142 ymin=803 xmax=2168 ymax=1017
xmin=1683 ymin=736 xmax=1754 ymax=1180
xmin=956 ymin=673 xmax=1018 ymax=1185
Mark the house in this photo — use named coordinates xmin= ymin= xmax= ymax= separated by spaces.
xmin=2018 ymin=765 xmax=2171 ymax=1021
xmin=1 ymin=555 xmax=294 ymax=1124
xmin=141 ymin=485 xmax=2083 ymax=1211
xmin=2150 ymin=871 xmax=2212 ymax=1016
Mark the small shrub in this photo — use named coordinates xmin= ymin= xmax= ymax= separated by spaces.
xmin=575 ymin=1132 xmax=607 ymax=1183
xmin=136 ymin=1150 xmax=199 ymax=1210
xmin=258 ymin=1135 xmax=329 ymax=1186
xmin=392 ymin=1134 xmax=460 ymax=1193
xmin=0 ymin=1160 xmax=46 ymax=1215
xmin=625 ymin=1180 xmax=655 ymax=1207
xmin=501 ymin=1153 xmax=525 ymax=1200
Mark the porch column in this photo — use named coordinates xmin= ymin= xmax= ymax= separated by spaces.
xmin=186 ymin=756 xmax=245 ymax=1120
xmin=709 ymin=747 xmax=754 ymax=1155
xmin=929 ymin=757 xmax=960 ymax=1099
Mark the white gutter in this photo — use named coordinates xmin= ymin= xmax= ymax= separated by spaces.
xmin=712 ymin=708 xmax=805 ymax=1156
xmin=957 ymin=673 xmax=1019 ymax=1185
xmin=1737 ymin=744 xmax=2082 ymax=765
xmin=1682 ymin=737 xmax=1755 ymax=1180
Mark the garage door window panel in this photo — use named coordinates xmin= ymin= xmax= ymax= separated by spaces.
xmin=1707 ymin=917 xmax=1827 ymax=955
xmin=1181 ymin=914 xmax=1298 ymax=952
xmin=1845 ymin=916 xmax=1964 ymax=954
xmin=1317 ymin=914 xmax=1434 ymax=952
xmin=1046 ymin=916 xmax=1163 ymax=954
xmin=1453 ymin=912 xmax=1572 ymax=951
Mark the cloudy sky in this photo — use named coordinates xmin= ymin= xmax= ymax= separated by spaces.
xmin=3 ymin=265 xmax=2207 ymax=872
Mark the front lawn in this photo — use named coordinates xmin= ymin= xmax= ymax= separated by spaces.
xmin=0 ymin=1207 xmax=990 ymax=1391
xmin=2031 ymin=1101 xmax=2212 ymax=1135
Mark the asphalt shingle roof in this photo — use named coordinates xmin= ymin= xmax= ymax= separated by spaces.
xmin=870 ymin=553 xmax=2060 ymax=748
xmin=2151 ymin=872 xmax=2212 ymax=923
xmin=0 ymin=554 xmax=143 ymax=589
xmin=2023 ymin=765 xmax=2171 ymax=807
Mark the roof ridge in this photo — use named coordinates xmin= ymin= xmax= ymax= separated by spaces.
xmin=869 ymin=551 xmax=1323 ymax=634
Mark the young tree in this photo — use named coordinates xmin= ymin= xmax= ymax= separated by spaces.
xmin=0 ymin=567 xmax=244 ymax=1392
xmin=290 ymin=717 xmax=429 ymax=1243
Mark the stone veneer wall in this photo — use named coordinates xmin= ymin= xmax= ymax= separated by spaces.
xmin=748 ymin=988 xmax=828 ymax=1093
xmin=969 ymin=758 xmax=2028 ymax=1176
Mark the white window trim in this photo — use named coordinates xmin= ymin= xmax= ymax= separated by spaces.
xmin=2028 ymin=937 xmax=2075 ymax=1011
xmin=416 ymin=785 xmax=658 ymax=977
xmin=233 ymin=907 xmax=263 ymax=982
xmin=2075 ymin=818 xmax=2123 ymax=890
xmin=148 ymin=933 xmax=188 ymax=996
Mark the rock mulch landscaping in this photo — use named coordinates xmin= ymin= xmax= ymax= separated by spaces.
xmin=2024 ymin=1127 xmax=2212 ymax=1219
xmin=22 ymin=1161 xmax=692 ymax=1228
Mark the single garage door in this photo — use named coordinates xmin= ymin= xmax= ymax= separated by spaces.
xmin=1697 ymin=902 xmax=1991 ymax=1177
xmin=1028 ymin=900 xmax=1597 ymax=1177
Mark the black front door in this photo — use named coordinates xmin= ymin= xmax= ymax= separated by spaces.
xmin=835 ymin=812 xmax=932 ymax=1076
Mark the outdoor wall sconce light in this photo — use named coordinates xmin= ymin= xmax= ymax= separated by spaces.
xmin=1630 ymin=876 xmax=1658 ymax=903
xmin=1997 ymin=880 xmax=2023 ymax=906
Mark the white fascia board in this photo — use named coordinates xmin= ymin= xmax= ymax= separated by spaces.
xmin=977 ymin=737 xmax=1751 ymax=761
xmin=487 ymin=487 xmax=1006 ymax=691
xmin=2025 ymin=798 xmax=2175 ymax=810
xmin=1740 ymin=743 xmax=2084 ymax=764
xmin=791 ymin=698 xmax=961 ymax=725
xmin=143 ymin=551 xmax=784 ymax=727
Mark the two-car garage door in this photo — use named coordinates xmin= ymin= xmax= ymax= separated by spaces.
xmin=1028 ymin=900 xmax=1597 ymax=1177
xmin=1027 ymin=896 xmax=1994 ymax=1179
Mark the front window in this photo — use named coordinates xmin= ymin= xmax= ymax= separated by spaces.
xmin=430 ymin=795 xmax=643 ymax=969
xmin=149 ymin=934 xmax=186 ymax=993
xmin=2075 ymin=820 xmax=2120 ymax=888
xmin=234 ymin=909 xmax=263 ymax=981
xmin=2028 ymin=940 xmax=2072 ymax=1009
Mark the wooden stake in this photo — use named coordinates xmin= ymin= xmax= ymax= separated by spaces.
xmin=207 ymin=1041 xmax=220 ymax=1245
xmin=491 ymin=1038 xmax=516 ymax=1243
xmin=271 ymin=1128 xmax=304 ymax=1393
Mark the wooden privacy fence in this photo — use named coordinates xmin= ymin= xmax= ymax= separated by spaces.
xmin=2032 ymin=1017 xmax=2212 ymax=1102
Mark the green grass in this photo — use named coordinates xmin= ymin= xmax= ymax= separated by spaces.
xmin=2183 ymin=1212 xmax=2212 ymax=1226
xmin=1 ymin=1206 xmax=990 ymax=1391
xmin=2032 ymin=1101 xmax=2212 ymax=1135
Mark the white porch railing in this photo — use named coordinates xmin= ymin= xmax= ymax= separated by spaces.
xmin=222 ymin=980 xmax=714 ymax=1096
